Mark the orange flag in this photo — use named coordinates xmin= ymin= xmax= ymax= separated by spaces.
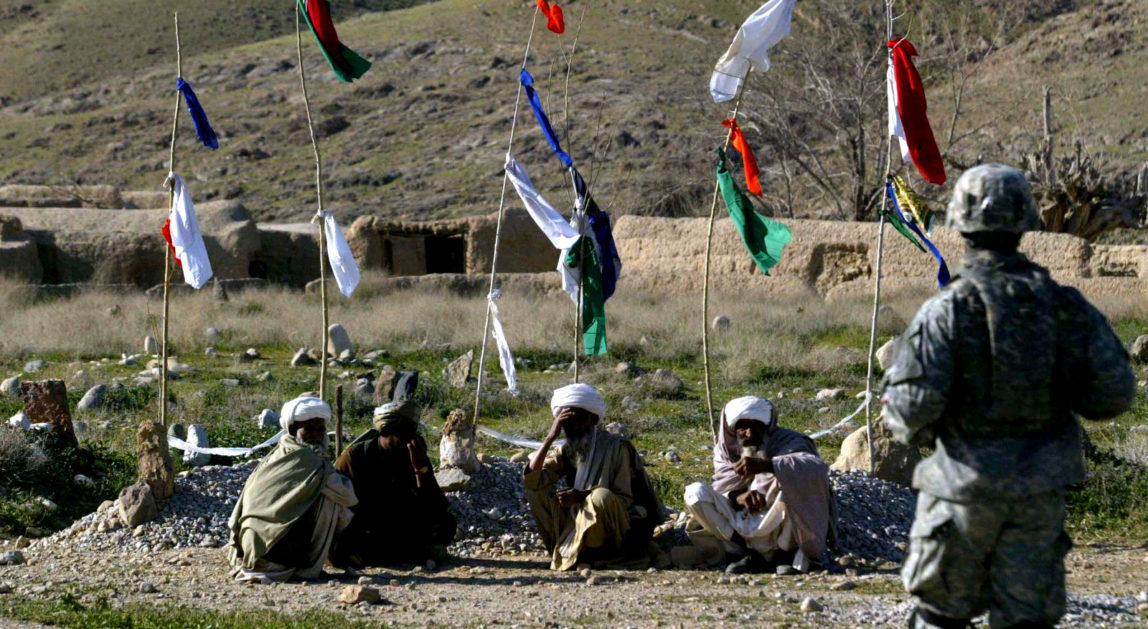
xmin=538 ymin=0 xmax=565 ymax=34
xmin=721 ymin=118 xmax=762 ymax=196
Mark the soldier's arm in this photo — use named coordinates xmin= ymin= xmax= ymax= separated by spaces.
xmin=1063 ymin=288 xmax=1137 ymax=419
xmin=880 ymin=292 xmax=956 ymax=447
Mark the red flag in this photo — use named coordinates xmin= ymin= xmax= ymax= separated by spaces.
xmin=307 ymin=0 xmax=353 ymax=75
xmin=888 ymin=38 xmax=946 ymax=185
xmin=722 ymin=118 xmax=763 ymax=196
xmin=538 ymin=0 xmax=565 ymax=34
xmin=161 ymin=218 xmax=182 ymax=267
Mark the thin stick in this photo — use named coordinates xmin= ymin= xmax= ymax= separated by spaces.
xmin=296 ymin=3 xmax=329 ymax=401
xmin=161 ymin=11 xmax=183 ymax=429
xmin=702 ymin=73 xmax=750 ymax=445
xmin=472 ymin=7 xmax=540 ymax=426
xmin=574 ymin=216 xmax=586 ymax=382
xmin=335 ymin=384 xmax=344 ymax=457
xmin=863 ymin=0 xmax=898 ymax=473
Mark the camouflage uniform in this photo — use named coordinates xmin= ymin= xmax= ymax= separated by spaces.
xmin=881 ymin=164 xmax=1137 ymax=629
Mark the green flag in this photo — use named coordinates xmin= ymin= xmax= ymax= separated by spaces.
xmin=298 ymin=0 xmax=372 ymax=83
xmin=716 ymin=150 xmax=792 ymax=275
xmin=566 ymin=237 xmax=608 ymax=356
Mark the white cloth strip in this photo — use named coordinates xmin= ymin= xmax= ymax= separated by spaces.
xmin=316 ymin=211 xmax=361 ymax=298
xmin=887 ymin=59 xmax=911 ymax=165
xmin=505 ymin=154 xmax=582 ymax=250
xmin=168 ymin=429 xmax=285 ymax=457
xmin=167 ymin=172 xmax=214 ymax=290
xmin=488 ymin=290 xmax=519 ymax=396
xmin=710 ymin=0 xmax=796 ymax=103
xmin=475 ymin=425 xmax=561 ymax=451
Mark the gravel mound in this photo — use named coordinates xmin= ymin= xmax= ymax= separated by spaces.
xmin=828 ymin=469 xmax=916 ymax=567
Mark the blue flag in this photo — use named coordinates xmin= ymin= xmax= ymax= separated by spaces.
xmin=520 ymin=69 xmax=572 ymax=168
xmin=571 ymin=168 xmax=621 ymax=300
xmin=886 ymin=181 xmax=950 ymax=288
xmin=176 ymin=78 xmax=218 ymax=150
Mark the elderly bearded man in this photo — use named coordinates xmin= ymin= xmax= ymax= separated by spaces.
xmin=330 ymin=401 xmax=456 ymax=568
xmin=228 ymin=395 xmax=357 ymax=582
xmin=684 ymin=396 xmax=835 ymax=575
xmin=524 ymin=384 xmax=663 ymax=570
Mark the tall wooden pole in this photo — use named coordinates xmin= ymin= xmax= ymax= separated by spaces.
xmin=296 ymin=3 xmax=329 ymax=401
xmin=161 ymin=11 xmax=183 ymax=429
xmin=863 ymin=0 xmax=897 ymax=473
xmin=472 ymin=7 xmax=541 ymax=425
xmin=702 ymin=71 xmax=750 ymax=444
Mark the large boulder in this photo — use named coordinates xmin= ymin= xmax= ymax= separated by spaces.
xmin=77 ymin=384 xmax=107 ymax=412
xmin=876 ymin=338 xmax=900 ymax=371
xmin=327 ymin=324 xmax=353 ymax=359
xmin=183 ymin=424 xmax=211 ymax=467
xmin=443 ymin=350 xmax=473 ymax=388
xmin=1131 ymin=335 xmax=1148 ymax=363
xmin=137 ymin=421 xmax=175 ymax=501
xmin=19 ymin=379 xmax=77 ymax=446
xmin=831 ymin=419 xmax=921 ymax=487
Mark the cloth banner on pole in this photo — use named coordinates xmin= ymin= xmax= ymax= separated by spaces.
xmin=506 ymin=154 xmax=582 ymax=250
xmin=721 ymin=118 xmax=763 ymax=195
xmin=887 ymin=38 xmax=946 ymax=185
xmin=571 ymin=168 xmax=622 ymax=300
xmin=710 ymin=0 xmax=796 ymax=103
xmin=176 ymin=78 xmax=218 ymax=150
xmin=520 ymin=69 xmax=574 ymax=168
xmin=487 ymin=290 xmax=519 ymax=396
xmin=164 ymin=172 xmax=214 ymax=290
xmin=316 ymin=211 xmax=361 ymax=297
xmin=885 ymin=181 xmax=950 ymax=288
xmin=715 ymin=150 xmax=791 ymax=275
xmin=298 ymin=0 xmax=372 ymax=83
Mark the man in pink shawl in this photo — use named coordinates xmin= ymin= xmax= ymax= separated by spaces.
xmin=684 ymin=396 xmax=836 ymax=574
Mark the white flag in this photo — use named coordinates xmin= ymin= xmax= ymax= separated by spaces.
xmin=488 ymin=290 xmax=519 ymax=396
xmin=505 ymin=153 xmax=581 ymax=250
xmin=887 ymin=59 xmax=911 ymax=166
xmin=316 ymin=211 xmax=361 ymax=298
xmin=166 ymin=172 xmax=213 ymax=290
xmin=710 ymin=0 xmax=797 ymax=103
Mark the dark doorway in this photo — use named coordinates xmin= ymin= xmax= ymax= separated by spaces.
xmin=424 ymin=236 xmax=466 ymax=274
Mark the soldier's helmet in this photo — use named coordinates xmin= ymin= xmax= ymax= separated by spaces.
xmin=945 ymin=164 xmax=1040 ymax=234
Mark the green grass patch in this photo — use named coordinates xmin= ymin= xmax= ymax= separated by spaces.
xmin=1 ymin=593 xmax=389 ymax=629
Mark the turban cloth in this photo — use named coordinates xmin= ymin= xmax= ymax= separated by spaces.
xmin=550 ymin=383 xmax=607 ymax=421
xmin=279 ymin=396 xmax=331 ymax=432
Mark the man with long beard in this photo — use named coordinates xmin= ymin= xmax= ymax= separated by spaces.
xmin=523 ymin=384 xmax=663 ymax=570
xmin=684 ymin=396 xmax=835 ymax=575
xmin=227 ymin=395 xmax=357 ymax=583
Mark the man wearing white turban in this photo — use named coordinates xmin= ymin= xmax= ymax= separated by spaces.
xmin=684 ymin=396 xmax=835 ymax=575
xmin=524 ymin=384 xmax=663 ymax=571
xmin=227 ymin=395 xmax=358 ymax=582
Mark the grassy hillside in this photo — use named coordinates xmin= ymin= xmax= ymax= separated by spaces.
xmin=0 ymin=0 xmax=1144 ymax=223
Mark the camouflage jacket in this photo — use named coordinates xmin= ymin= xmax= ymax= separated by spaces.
xmin=881 ymin=250 xmax=1136 ymax=501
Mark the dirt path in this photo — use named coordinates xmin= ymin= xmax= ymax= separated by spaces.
xmin=2 ymin=542 xmax=1147 ymax=627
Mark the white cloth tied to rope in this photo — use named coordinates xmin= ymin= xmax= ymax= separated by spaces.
xmin=165 ymin=172 xmax=214 ymax=290
xmin=487 ymin=290 xmax=519 ymax=396
xmin=314 ymin=210 xmax=361 ymax=298
xmin=710 ymin=0 xmax=796 ymax=103
xmin=167 ymin=429 xmax=285 ymax=458
xmin=505 ymin=154 xmax=581 ymax=251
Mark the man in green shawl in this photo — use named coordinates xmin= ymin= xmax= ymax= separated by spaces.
xmin=330 ymin=401 xmax=456 ymax=568
xmin=227 ymin=395 xmax=357 ymax=583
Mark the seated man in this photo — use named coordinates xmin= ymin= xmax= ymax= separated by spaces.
xmin=524 ymin=383 xmax=663 ymax=571
xmin=227 ymin=395 xmax=357 ymax=582
xmin=330 ymin=400 xmax=456 ymax=568
xmin=684 ymin=396 xmax=835 ymax=575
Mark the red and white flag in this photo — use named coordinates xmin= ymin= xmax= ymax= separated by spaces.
xmin=163 ymin=173 xmax=213 ymax=290
xmin=887 ymin=38 xmax=946 ymax=186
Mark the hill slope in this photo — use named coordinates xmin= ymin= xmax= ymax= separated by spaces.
xmin=0 ymin=0 xmax=1144 ymax=223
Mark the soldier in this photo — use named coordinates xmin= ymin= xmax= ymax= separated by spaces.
xmin=882 ymin=164 xmax=1137 ymax=629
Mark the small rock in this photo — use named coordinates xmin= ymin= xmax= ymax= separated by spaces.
xmin=107 ymin=305 xmax=122 ymax=317
xmin=586 ymin=576 xmax=598 ymax=586
xmin=239 ymin=348 xmax=261 ymax=362
xmin=73 ymin=420 xmax=88 ymax=435
xmin=205 ymin=347 xmax=217 ymax=357
xmin=291 ymin=348 xmax=316 ymax=367
xmin=0 ymin=583 xmax=12 ymax=594
xmin=144 ymin=335 xmax=159 ymax=355
xmin=339 ymin=348 xmax=355 ymax=362
xmin=118 ymin=483 xmax=158 ymax=527
xmin=74 ymin=473 xmax=94 ymax=485
xmin=712 ymin=315 xmax=731 ymax=331
xmin=1131 ymin=336 xmax=1148 ymax=362
xmin=205 ymin=327 xmax=222 ymax=344
xmin=358 ymin=576 xmax=374 ymax=585
xmin=139 ymin=581 xmax=158 ymax=594
xmin=168 ymin=423 xmax=186 ymax=441
xmin=338 ymin=585 xmax=380 ymax=605
xmin=220 ymin=378 xmax=240 ymax=387
xmin=257 ymin=409 xmax=280 ymax=430
xmin=435 ymin=468 xmax=472 ymax=493
xmin=327 ymin=324 xmax=354 ymax=359
xmin=800 ymin=597 xmax=823 ymax=613
xmin=183 ymin=425 xmax=211 ymax=466
xmin=257 ymin=371 xmax=273 ymax=383
xmin=876 ymin=338 xmax=900 ymax=371
xmin=717 ymin=575 xmax=730 ymax=585
xmin=443 ymin=350 xmax=474 ymax=388
xmin=8 ymin=412 xmax=30 ymax=430
xmin=818 ymin=407 xmax=831 ymax=414
xmin=0 ymin=551 xmax=25 ymax=566
xmin=832 ymin=581 xmax=856 ymax=591
xmin=0 ymin=376 xmax=20 ymax=397
xmin=508 ymin=449 xmax=530 ymax=463
xmin=77 ymin=384 xmax=107 ymax=412
xmin=815 ymin=388 xmax=845 ymax=401
xmin=23 ymin=359 xmax=45 ymax=373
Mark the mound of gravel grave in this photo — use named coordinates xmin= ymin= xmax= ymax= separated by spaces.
xmin=36 ymin=456 xmax=918 ymax=568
